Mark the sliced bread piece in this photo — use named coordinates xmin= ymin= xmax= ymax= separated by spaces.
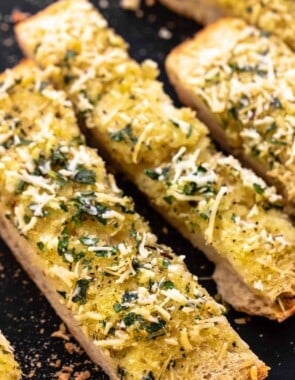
xmin=166 ymin=18 xmax=295 ymax=214
xmin=0 ymin=331 xmax=21 ymax=380
xmin=158 ymin=0 xmax=295 ymax=51
xmin=15 ymin=0 xmax=295 ymax=322
xmin=0 ymin=60 xmax=269 ymax=380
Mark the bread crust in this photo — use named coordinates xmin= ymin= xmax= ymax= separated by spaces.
xmin=159 ymin=0 xmax=224 ymax=24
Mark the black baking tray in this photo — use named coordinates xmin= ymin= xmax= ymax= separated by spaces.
xmin=0 ymin=1 xmax=294 ymax=378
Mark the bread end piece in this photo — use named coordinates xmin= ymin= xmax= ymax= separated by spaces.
xmin=158 ymin=0 xmax=224 ymax=24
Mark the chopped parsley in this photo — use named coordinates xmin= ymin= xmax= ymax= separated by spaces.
xmin=113 ymin=302 xmax=124 ymax=313
xmin=109 ymin=124 xmax=138 ymax=144
xmin=72 ymin=278 xmax=91 ymax=304
xmin=122 ymin=291 xmax=138 ymax=304
xmin=144 ymin=167 xmax=169 ymax=181
xmin=183 ymin=182 xmax=197 ymax=196
xmin=123 ymin=312 xmax=143 ymax=327
xmin=73 ymin=168 xmax=96 ymax=184
xmin=65 ymin=49 xmax=78 ymax=60
xmin=253 ymin=183 xmax=265 ymax=194
xmin=37 ymin=241 xmax=45 ymax=252
xmin=160 ymin=280 xmax=174 ymax=290
xmin=57 ymin=228 xmax=69 ymax=256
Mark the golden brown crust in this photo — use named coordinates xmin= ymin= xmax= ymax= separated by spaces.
xmin=158 ymin=0 xmax=224 ymax=24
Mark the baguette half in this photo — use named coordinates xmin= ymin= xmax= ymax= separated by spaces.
xmin=0 ymin=60 xmax=269 ymax=379
xmin=0 ymin=331 xmax=21 ymax=380
xmin=158 ymin=0 xmax=295 ymax=51
xmin=15 ymin=0 xmax=295 ymax=322
xmin=165 ymin=18 xmax=295 ymax=214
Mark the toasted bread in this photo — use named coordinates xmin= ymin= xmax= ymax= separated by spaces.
xmin=158 ymin=0 xmax=295 ymax=51
xmin=0 ymin=59 xmax=269 ymax=379
xmin=166 ymin=18 xmax=295 ymax=215
xmin=15 ymin=0 xmax=295 ymax=324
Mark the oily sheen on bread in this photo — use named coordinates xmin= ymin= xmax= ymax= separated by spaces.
xmin=16 ymin=0 xmax=295 ymax=322
xmin=158 ymin=0 xmax=295 ymax=51
xmin=0 ymin=331 xmax=21 ymax=380
xmin=0 ymin=60 xmax=269 ymax=380
xmin=165 ymin=18 xmax=295 ymax=214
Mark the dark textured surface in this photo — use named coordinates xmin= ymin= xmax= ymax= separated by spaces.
xmin=0 ymin=0 xmax=294 ymax=378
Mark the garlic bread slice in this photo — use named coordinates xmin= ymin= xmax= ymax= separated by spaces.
xmin=158 ymin=0 xmax=295 ymax=51
xmin=15 ymin=0 xmax=295 ymax=322
xmin=166 ymin=18 xmax=295 ymax=213
xmin=0 ymin=61 xmax=268 ymax=379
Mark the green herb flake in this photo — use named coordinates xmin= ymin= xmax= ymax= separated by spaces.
xmin=145 ymin=167 xmax=169 ymax=181
xmin=160 ymin=280 xmax=174 ymax=290
xmin=183 ymin=182 xmax=197 ymax=195
xmin=58 ymin=228 xmax=69 ymax=255
xmin=15 ymin=180 xmax=27 ymax=194
xmin=265 ymin=122 xmax=278 ymax=134
xmin=113 ymin=303 xmax=124 ymax=313
xmin=24 ymin=214 xmax=31 ymax=224
xmin=109 ymin=124 xmax=138 ymax=144
xmin=200 ymin=212 xmax=209 ymax=221
xmin=186 ymin=124 xmax=193 ymax=138
xmin=144 ymin=319 xmax=166 ymax=335
xmin=144 ymin=169 xmax=160 ymax=180
xmin=65 ymin=49 xmax=78 ymax=60
xmin=59 ymin=201 xmax=68 ymax=212
xmin=37 ymin=241 xmax=45 ymax=252
xmin=122 ymin=291 xmax=138 ymax=304
xmin=73 ymin=168 xmax=96 ymax=184
xmin=72 ymin=278 xmax=91 ymax=304
xmin=231 ymin=213 xmax=237 ymax=223
xmin=110 ymin=130 xmax=124 ymax=142
xmin=50 ymin=148 xmax=68 ymax=166
xmin=162 ymin=259 xmax=170 ymax=268
xmin=253 ymin=183 xmax=265 ymax=194
xmin=123 ymin=312 xmax=143 ymax=327
xmin=269 ymin=139 xmax=287 ymax=146
xmin=163 ymin=195 xmax=173 ymax=205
